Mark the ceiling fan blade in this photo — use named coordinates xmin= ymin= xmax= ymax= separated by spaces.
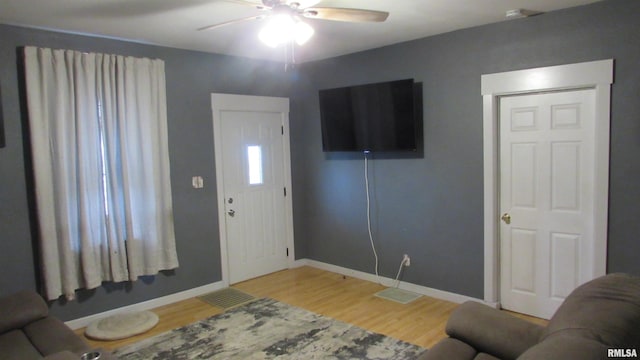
xmin=302 ymin=7 xmax=389 ymax=22
xmin=220 ymin=0 xmax=266 ymax=8
xmin=198 ymin=14 xmax=266 ymax=31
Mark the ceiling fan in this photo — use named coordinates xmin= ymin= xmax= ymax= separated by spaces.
xmin=198 ymin=0 xmax=389 ymax=47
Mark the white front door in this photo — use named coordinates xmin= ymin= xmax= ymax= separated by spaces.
xmin=212 ymin=94 xmax=293 ymax=285
xmin=499 ymin=89 xmax=602 ymax=319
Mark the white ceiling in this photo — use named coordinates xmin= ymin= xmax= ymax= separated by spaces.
xmin=0 ymin=0 xmax=602 ymax=63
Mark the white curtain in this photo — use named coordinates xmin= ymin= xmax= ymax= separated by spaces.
xmin=24 ymin=46 xmax=178 ymax=300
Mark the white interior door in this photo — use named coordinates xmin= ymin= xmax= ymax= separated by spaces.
xmin=499 ymin=89 xmax=602 ymax=319
xmin=212 ymin=94 xmax=293 ymax=285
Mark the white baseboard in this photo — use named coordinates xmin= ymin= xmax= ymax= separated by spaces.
xmin=65 ymin=281 xmax=226 ymax=330
xmin=66 ymin=260 xmax=489 ymax=330
xmin=294 ymin=258 xmax=487 ymax=305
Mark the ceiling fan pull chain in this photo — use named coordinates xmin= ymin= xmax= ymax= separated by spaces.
xmin=284 ymin=40 xmax=289 ymax=71
xmin=291 ymin=40 xmax=296 ymax=65
xmin=283 ymin=40 xmax=296 ymax=71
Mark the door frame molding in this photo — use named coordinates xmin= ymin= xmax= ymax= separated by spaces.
xmin=211 ymin=93 xmax=295 ymax=286
xmin=481 ymin=60 xmax=614 ymax=305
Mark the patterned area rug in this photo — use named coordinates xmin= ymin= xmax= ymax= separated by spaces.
xmin=114 ymin=298 xmax=426 ymax=359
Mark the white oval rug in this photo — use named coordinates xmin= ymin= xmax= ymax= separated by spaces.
xmin=86 ymin=311 xmax=159 ymax=340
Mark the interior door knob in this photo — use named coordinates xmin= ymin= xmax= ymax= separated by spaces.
xmin=228 ymin=209 xmax=235 ymax=217
xmin=501 ymin=213 xmax=511 ymax=224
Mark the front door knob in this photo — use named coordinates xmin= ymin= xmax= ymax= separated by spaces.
xmin=501 ymin=213 xmax=511 ymax=224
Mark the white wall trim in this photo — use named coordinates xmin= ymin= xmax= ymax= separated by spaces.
xmin=481 ymin=60 xmax=614 ymax=96
xmin=66 ymin=255 xmax=498 ymax=331
xmin=294 ymin=259 xmax=491 ymax=306
xmin=481 ymin=59 xmax=614 ymax=305
xmin=65 ymin=281 xmax=226 ymax=330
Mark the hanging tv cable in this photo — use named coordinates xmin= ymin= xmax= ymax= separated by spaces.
xmin=364 ymin=150 xmax=380 ymax=283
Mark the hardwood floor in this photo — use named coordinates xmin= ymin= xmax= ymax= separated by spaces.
xmin=76 ymin=296 xmax=224 ymax=351
xmin=75 ymin=266 xmax=547 ymax=351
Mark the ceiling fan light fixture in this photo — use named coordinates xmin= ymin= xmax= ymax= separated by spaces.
xmin=258 ymin=14 xmax=294 ymax=47
xmin=294 ymin=20 xmax=314 ymax=45
xmin=258 ymin=13 xmax=314 ymax=47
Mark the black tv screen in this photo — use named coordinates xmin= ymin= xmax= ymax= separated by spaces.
xmin=319 ymin=79 xmax=420 ymax=152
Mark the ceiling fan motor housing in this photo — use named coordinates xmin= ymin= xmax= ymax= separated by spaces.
xmin=262 ymin=0 xmax=285 ymax=8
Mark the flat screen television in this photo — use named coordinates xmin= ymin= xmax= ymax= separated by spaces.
xmin=319 ymin=79 xmax=421 ymax=152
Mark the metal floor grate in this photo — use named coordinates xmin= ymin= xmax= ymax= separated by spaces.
xmin=374 ymin=287 xmax=421 ymax=304
xmin=198 ymin=288 xmax=257 ymax=310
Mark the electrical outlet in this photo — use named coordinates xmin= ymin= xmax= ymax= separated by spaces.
xmin=192 ymin=176 xmax=204 ymax=189
xmin=403 ymin=254 xmax=410 ymax=267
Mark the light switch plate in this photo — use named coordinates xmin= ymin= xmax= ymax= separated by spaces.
xmin=192 ymin=176 xmax=204 ymax=189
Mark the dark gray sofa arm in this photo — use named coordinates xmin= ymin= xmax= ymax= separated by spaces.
xmin=417 ymin=337 xmax=479 ymax=360
xmin=518 ymin=333 xmax=610 ymax=360
xmin=445 ymin=301 xmax=544 ymax=360
xmin=0 ymin=290 xmax=48 ymax=333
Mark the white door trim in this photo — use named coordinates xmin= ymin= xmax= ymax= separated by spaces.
xmin=211 ymin=93 xmax=295 ymax=286
xmin=481 ymin=60 xmax=614 ymax=305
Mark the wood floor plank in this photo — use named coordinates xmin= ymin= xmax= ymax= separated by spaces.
xmin=74 ymin=266 xmax=547 ymax=352
xmin=75 ymin=297 xmax=223 ymax=350
xmin=233 ymin=267 xmax=459 ymax=349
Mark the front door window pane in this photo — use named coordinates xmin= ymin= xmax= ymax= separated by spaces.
xmin=248 ymin=145 xmax=263 ymax=185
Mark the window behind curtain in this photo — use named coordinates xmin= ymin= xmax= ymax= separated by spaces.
xmin=24 ymin=46 xmax=179 ymax=300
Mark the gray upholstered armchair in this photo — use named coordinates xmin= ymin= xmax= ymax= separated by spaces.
xmin=0 ymin=290 xmax=91 ymax=359
xmin=421 ymin=273 xmax=640 ymax=360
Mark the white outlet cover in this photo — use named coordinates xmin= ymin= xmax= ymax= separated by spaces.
xmin=192 ymin=176 xmax=204 ymax=189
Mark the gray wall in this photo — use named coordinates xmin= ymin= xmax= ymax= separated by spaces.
xmin=291 ymin=0 xmax=640 ymax=299
xmin=0 ymin=24 xmax=295 ymax=320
